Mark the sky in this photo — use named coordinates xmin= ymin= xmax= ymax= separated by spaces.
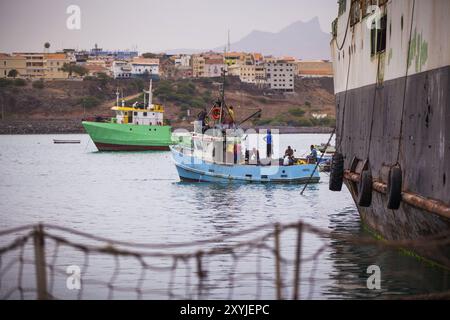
xmin=0 ymin=0 xmax=338 ymax=53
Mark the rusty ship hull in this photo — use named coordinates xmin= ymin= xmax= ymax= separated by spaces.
xmin=331 ymin=0 xmax=450 ymax=266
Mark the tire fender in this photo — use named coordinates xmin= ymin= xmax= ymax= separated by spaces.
xmin=358 ymin=170 xmax=373 ymax=207
xmin=387 ymin=166 xmax=402 ymax=210
xmin=329 ymin=153 xmax=344 ymax=192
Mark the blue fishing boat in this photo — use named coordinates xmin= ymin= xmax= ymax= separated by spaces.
xmin=170 ymin=74 xmax=320 ymax=184
xmin=170 ymin=143 xmax=320 ymax=184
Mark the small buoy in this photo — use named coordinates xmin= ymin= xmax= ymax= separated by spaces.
xmin=358 ymin=170 xmax=373 ymax=207
xmin=329 ymin=153 xmax=344 ymax=191
xmin=387 ymin=166 xmax=402 ymax=210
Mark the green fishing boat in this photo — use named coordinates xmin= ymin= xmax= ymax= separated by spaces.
xmin=82 ymin=80 xmax=172 ymax=151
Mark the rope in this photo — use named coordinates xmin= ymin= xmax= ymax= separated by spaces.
xmin=396 ymin=0 xmax=416 ymax=164
xmin=335 ymin=1 xmax=354 ymax=51
xmin=300 ymin=127 xmax=336 ymax=195
xmin=366 ymin=53 xmax=382 ymax=159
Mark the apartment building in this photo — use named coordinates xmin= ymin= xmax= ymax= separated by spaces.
xmin=240 ymin=65 xmax=256 ymax=83
xmin=174 ymin=55 xmax=191 ymax=68
xmin=265 ymin=59 xmax=295 ymax=92
xmin=192 ymin=55 xmax=205 ymax=78
xmin=13 ymin=52 xmax=45 ymax=78
xmin=44 ymin=53 xmax=70 ymax=79
xmin=0 ymin=53 xmax=26 ymax=78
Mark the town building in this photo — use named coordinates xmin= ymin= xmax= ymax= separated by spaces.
xmin=44 ymin=53 xmax=70 ymax=79
xmin=204 ymin=57 xmax=225 ymax=78
xmin=111 ymin=61 xmax=132 ymax=79
xmin=0 ymin=53 xmax=27 ymax=78
xmin=265 ymin=59 xmax=295 ymax=92
xmin=240 ymin=65 xmax=256 ymax=84
xmin=192 ymin=55 xmax=205 ymax=78
xmin=224 ymin=52 xmax=244 ymax=66
xmin=131 ymin=57 xmax=159 ymax=79
xmin=13 ymin=52 xmax=45 ymax=78
xmin=295 ymin=60 xmax=333 ymax=77
xmin=174 ymin=55 xmax=191 ymax=68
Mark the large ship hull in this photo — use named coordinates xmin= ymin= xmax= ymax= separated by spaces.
xmin=82 ymin=121 xmax=172 ymax=151
xmin=331 ymin=0 xmax=450 ymax=266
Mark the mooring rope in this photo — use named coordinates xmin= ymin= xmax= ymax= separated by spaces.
xmin=300 ymin=127 xmax=336 ymax=195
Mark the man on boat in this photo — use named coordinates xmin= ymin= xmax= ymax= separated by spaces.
xmin=263 ymin=129 xmax=273 ymax=158
xmin=197 ymin=108 xmax=209 ymax=133
xmin=283 ymin=146 xmax=295 ymax=165
xmin=307 ymin=145 xmax=318 ymax=164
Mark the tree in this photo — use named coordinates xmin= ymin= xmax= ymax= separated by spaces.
xmin=7 ymin=69 xmax=18 ymax=78
xmin=62 ymin=63 xmax=88 ymax=77
xmin=142 ymin=52 xmax=158 ymax=59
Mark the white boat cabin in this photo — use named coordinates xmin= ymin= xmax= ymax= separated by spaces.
xmin=112 ymin=105 xmax=164 ymax=126
xmin=111 ymin=79 xmax=164 ymax=126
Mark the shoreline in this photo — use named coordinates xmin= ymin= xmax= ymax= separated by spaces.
xmin=0 ymin=119 xmax=334 ymax=135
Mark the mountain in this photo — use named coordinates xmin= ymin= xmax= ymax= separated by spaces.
xmin=163 ymin=17 xmax=331 ymax=60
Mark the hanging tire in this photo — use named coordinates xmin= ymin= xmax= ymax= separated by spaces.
xmin=358 ymin=170 xmax=373 ymax=207
xmin=329 ymin=153 xmax=344 ymax=191
xmin=387 ymin=166 xmax=402 ymax=210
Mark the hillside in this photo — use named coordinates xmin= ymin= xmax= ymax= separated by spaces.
xmin=0 ymin=77 xmax=335 ymax=133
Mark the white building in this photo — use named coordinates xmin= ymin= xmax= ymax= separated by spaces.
xmin=112 ymin=61 xmax=132 ymax=79
xmin=131 ymin=57 xmax=159 ymax=78
xmin=265 ymin=60 xmax=295 ymax=92
xmin=205 ymin=62 xmax=224 ymax=78
xmin=174 ymin=55 xmax=191 ymax=68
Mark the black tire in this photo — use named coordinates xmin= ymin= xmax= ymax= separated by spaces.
xmin=358 ymin=170 xmax=373 ymax=207
xmin=387 ymin=166 xmax=402 ymax=210
xmin=329 ymin=153 xmax=344 ymax=191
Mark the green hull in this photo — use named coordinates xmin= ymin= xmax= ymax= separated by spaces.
xmin=82 ymin=121 xmax=172 ymax=151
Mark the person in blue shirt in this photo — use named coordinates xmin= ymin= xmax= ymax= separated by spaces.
xmin=263 ymin=129 xmax=273 ymax=158
xmin=307 ymin=145 xmax=318 ymax=164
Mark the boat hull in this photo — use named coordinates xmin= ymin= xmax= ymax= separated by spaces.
xmin=82 ymin=121 xmax=172 ymax=151
xmin=170 ymin=146 xmax=320 ymax=184
xmin=331 ymin=0 xmax=450 ymax=266
xmin=335 ymin=66 xmax=450 ymax=266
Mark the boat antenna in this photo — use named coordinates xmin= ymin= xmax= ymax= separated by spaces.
xmin=121 ymin=89 xmax=125 ymax=107
xmin=115 ymin=88 xmax=120 ymax=107
xmin=148 ymin=78 xmax=153 ymax=108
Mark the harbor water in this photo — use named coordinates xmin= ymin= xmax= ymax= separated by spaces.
xmin=0 ymin=134 xmax=449 ymax=299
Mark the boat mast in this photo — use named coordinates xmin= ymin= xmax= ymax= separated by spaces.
xmin=144 ymin=79 xmax=153 ymax=109
xmin=115 ymin=88 xmax=120 ymax=107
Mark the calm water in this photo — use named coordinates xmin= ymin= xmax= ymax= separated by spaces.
xmin=0 ymin=134 xmax=448 ymax=299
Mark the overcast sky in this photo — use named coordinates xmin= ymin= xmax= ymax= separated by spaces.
xmin=0 ymin=0 xmax=338 ymax=53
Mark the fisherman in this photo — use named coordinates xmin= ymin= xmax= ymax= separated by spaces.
xmin=197 ymin=108 xmax=208 ymax=133
xmin=307 ymin=145 xmax=318 ymax=164
xmin=284 ymin=146 xmax=295 ymax=166
xmin=263 ymin=129 xmax=273 ymax=158
xmin=228 ymin=106 xmax=235 ymax=126
xmin=285 ymin=146 xmax=294 ymax=158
